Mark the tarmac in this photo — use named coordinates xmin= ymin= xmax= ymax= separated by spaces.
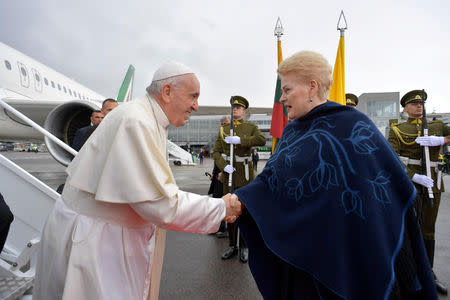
xmin=3 ymin=152 xmax=450 ymax=299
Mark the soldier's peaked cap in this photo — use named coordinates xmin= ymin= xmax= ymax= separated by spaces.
xmin=401 ymin=90 xmax=428 ymax=107
xmin=345 ymin=93 xmax=358 ymax=106
xmin=230 ymin=96 xmax=249 ymax=109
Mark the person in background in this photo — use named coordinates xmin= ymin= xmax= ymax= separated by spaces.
xmin=345 ymin=93 xmax=358 ymax=108
xmin=208 ymin=116 xmax=232 ymax=238
xmin=212 ymin=96 xmax=266 ymax=263
xmin=207 ymin=163 xmax=227 ymax=238
xmin=251 ymin=148 xmax=259 ymax=172
xmin=0 ymin=193 xmax=13 ymax=252
xmin=198 ymin=149 xmax=204 ymax=165
xmin=101 ymin=98 xmax=118 ymax=117
xmin=71 ymin=110 xmax=103 ymax=151
xmin=388 ymin=89 xmax=449 ymax=295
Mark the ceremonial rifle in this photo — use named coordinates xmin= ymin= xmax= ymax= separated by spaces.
xmin=227 ymin=98 xmax=240 ymax=249
xmin=228 ymin=97 xmax=235 ymax=194
xmin=421 ymin=89 xmax=434 ymax=206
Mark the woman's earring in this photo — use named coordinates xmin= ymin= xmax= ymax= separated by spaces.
xmin=309 ymin=98 xmax=313 ymax=102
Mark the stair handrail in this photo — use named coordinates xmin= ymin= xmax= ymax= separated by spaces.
xmin=0 ymin=98 xmax=78 ymax=156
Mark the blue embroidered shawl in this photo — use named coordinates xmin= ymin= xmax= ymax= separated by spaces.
xmin=235 ymin=101 xmax=426 ymax=299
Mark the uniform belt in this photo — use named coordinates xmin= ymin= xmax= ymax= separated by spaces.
xmin=399 ymin=156 xmax=438 ymax=167
xmin=222 ymin=154 xmax=251 ymax=180
xmin=221 ymin=154 xmax=251 ymax=162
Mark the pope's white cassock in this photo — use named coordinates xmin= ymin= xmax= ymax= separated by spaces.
xmin=33 ymin=94 xmax=226 ymax=300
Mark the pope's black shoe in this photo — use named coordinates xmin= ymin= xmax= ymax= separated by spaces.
xmin=215 ymin=231 xmax=228 ymax=238
xmin=239 ymin=247 xmax=248 ymax=263
xmin=221 ymin=246 xmax=237 ymax=260
xmin=434 ymin=273 xmax=448 ymax=295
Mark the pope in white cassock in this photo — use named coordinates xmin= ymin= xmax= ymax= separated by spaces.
xmin=33 ymin=61 xmax=241 ymax=300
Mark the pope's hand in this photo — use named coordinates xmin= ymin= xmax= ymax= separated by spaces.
xmin=222 ymin=193 xmax=242 ymax=223
xmin=412 ymin=173 xmax=434 ymax=188
xmin=225 ymin=136 xmax=241 ymax=144
xmin=415 ymin=136 xmax=445 ymax=146
xmin=224 ymin=165 xmax=235 ymax=174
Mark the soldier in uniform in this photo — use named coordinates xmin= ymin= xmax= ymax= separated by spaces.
xmin=388 ymin=89 xmax=449 ymax=295
xmin=212 ymin=95 xmax=266 ymax=263
xmin=345 ymin=93 xmax=358 ymax=108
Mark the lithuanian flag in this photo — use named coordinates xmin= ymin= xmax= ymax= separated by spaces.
xmin=270 ymin=39 xmax=288 ymax=152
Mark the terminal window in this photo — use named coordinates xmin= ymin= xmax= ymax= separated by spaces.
xmin=367 ymin=101 xmax=397 ymax=117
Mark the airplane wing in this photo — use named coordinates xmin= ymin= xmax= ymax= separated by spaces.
xmin=116 ymin=65 xmax=135 ymax=102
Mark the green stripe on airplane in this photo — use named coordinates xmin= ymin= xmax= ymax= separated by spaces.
xmin=117 ymin=64 xmax=135 ymax=102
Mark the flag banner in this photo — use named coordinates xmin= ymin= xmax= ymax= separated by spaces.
xmin=328 ymin=34 xmax=346 ymax=105
xmin=270 ymin=40 xmax=288 ymax=152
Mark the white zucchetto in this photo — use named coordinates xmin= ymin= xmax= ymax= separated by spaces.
xmin=152 ymin=61 xmax=194 ymax=82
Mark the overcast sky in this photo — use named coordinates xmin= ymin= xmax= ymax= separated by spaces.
xmin=1 ymin=0 xmax=450 ymax=112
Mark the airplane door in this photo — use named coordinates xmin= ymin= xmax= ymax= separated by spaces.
xmin=31 ymin=68 xmax=43 ymax=93
xmin=17 ymin=61 xmax=30 ymax=88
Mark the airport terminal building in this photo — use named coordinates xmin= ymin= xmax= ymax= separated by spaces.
xmin=168 ymin=106 xmax=273 ymax=157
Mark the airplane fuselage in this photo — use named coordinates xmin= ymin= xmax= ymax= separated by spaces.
xmin=0 ymin=41 xmax=103 ymax=102
xmin=0 ymin=41 xmax=104 ymax=140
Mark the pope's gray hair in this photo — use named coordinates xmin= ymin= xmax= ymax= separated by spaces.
xmin=146 ymin=75 xmax=186 ymax=98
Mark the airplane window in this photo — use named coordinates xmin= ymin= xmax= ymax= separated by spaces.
xmin=57 ymin=84 xmax=61 ymax=91
xmin=35 ymin=73 xmax=40 ymax=82
xmin=21 ymin=67 xmax=27 ymax=76
xmin=82 ymin=95 xmax=85 ymax=100
xmin=68 ymin=89 xmax=72 ymax=96
xmin=4 ymin=60 xmax=11 ymax=70
xmin=63 ymin=86 xmax=67 ymax=93
xmin=44 ymin=77 xmax=49 ymax=85
xmin=51 ymin=81 xmax=55 ymax=88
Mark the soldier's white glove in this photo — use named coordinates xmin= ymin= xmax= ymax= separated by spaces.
xmin=225 ymin=136 xmax=241 ymax=144
xmin=412 ymin=174 xmax=434 ymax=188
xmin=224 ymin=165 xmax=235 ymax=174
xmin=415 ymin=136 xmax=445 ymax=146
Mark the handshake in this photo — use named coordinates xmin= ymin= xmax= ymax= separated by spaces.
xmin=222 ymin=193 xmax=242 ymax=223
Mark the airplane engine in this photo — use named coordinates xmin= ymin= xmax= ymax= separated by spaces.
xmin=44 ymin=100 xmax=100 ymax=166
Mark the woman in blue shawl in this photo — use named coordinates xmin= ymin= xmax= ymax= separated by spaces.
xmin=234 ymin=51 xmax=436 ymax=299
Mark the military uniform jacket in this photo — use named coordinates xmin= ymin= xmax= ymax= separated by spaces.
xmin=388 ymin=117 xmax=450 ymax=193
xmin=212 ymin=120 xmax=266 ymax=191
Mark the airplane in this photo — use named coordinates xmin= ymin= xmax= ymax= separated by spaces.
xmin=0 ymin=41 xmax=195 ymax=166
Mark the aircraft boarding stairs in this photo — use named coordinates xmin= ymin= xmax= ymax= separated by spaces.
xmin=0 ymin=99 xmax=72 ymax=299
xmin=0 ymin=154 xmax=58 ymax=299
xmin=0 ymin=97 xmax=197 ymax=299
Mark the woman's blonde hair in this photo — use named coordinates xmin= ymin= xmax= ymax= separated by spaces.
xmin=277 ymin=50 xmax=332 ymax=101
